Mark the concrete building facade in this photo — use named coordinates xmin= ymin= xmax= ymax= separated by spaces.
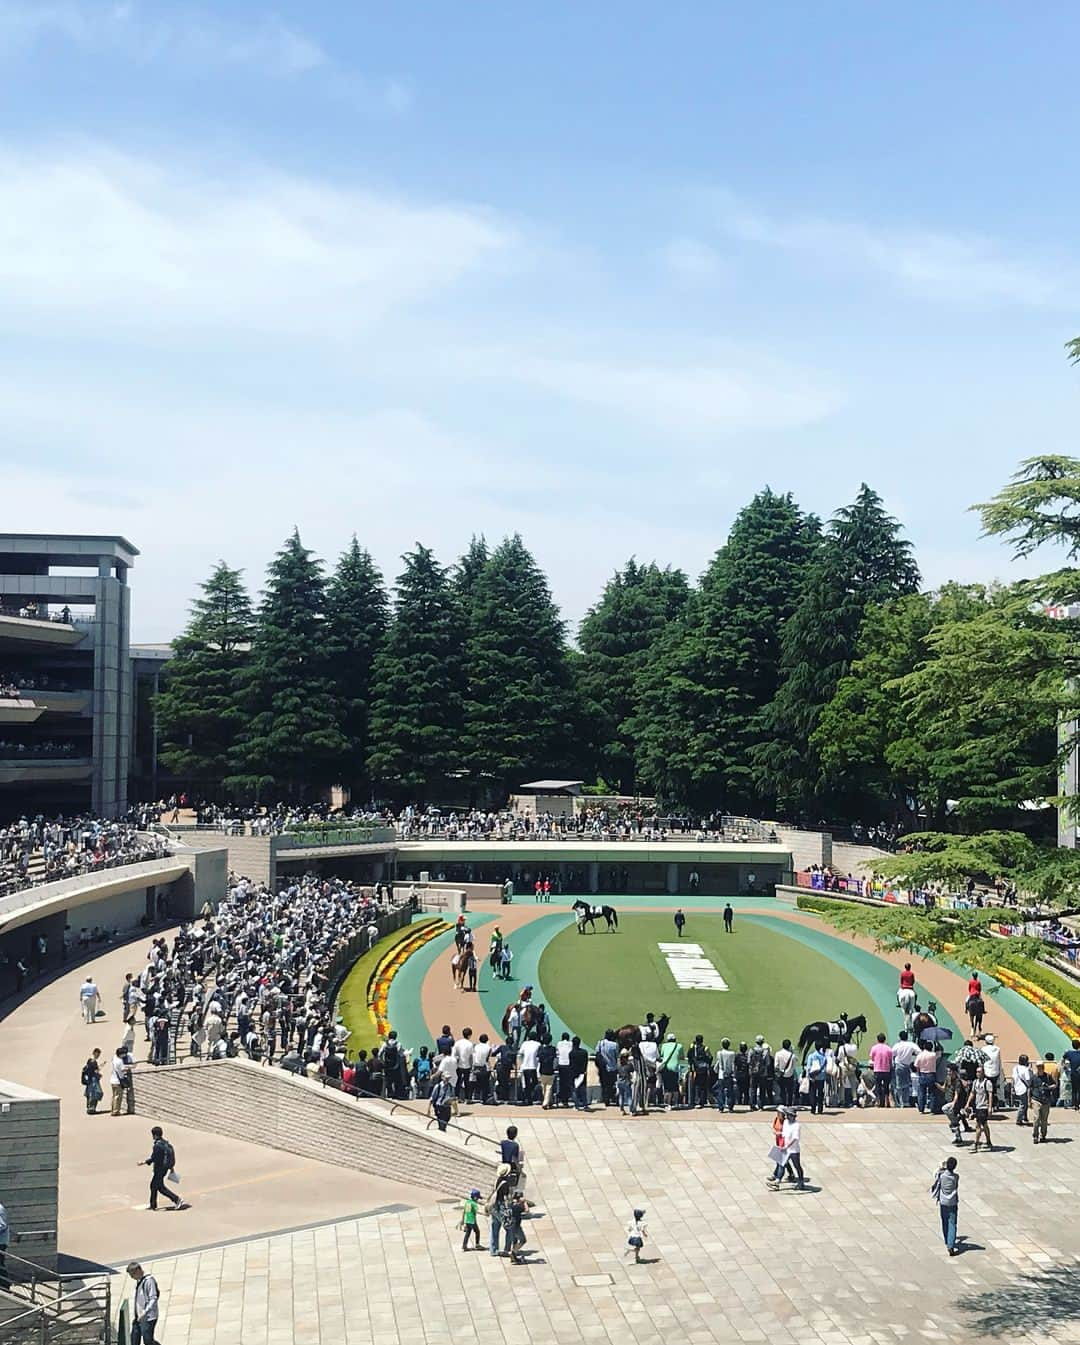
xmin=0 ymin=534 xmax=137 ymax=819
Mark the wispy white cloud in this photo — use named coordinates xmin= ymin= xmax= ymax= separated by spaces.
xmin=711 ymin=190 xmax=1065 ymax=308
xmin=0 ymin=144 xmax=511 ymax=339
xmin=0 ymin=1 xmax=410 ymax=110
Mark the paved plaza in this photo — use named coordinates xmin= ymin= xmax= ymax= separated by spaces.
xmin=145 ymin=1111 xmax=1080 ymax=1345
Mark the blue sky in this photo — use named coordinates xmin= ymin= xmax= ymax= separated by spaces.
xmin=2 ymin=2 xmax=1077 ymax=639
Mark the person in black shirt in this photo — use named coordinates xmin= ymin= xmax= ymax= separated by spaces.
xmin=141 ymin=1126 xmax=187 ymax=1211
xmin=569 ymin=1036 xmax=590 ymax=1111
xmin=687 ymin=1035 xmax=712 ymax=1109
xmin=538 ymin=1041 xmax=556 ymax=1108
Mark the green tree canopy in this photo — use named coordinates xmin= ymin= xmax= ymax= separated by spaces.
xmin=576 ymin=558 xmax=690 ymax=793
xmin=227 ymin=530 xmax=348 ymax=798
xmin=463 ymin=534 xmax=578 ymax=791
xmin=633 ymin=489 xmax=819 ymax=811
xmin=156 ymin=561 xmax=253 ymax=787
xmin=753 ymin=483 xmax=920 ymax=816
xmin=366 ymin=545 xmax=467 ymax=795
xmin=325 ymin=537 xmax=389 ymax=794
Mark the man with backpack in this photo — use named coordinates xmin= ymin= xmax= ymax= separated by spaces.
xmin=380 ymin=1032 xmax=405 ymax=1098
xmin=140 ymin=1126 xmax=188 ymax=1212
xmin=687 ymin=1034 xmax=712 ymax=1109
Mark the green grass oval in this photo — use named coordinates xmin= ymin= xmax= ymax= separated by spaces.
xmin=538 ymin=912 xmax=885 ymax=1049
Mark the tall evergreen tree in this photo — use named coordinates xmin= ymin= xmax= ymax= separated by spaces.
xmin=753 ymin=484 xmax=920 ymax=817
xmin=157 ymin=561 xmax=253 ymax=789
xmin=632 ymin=490 xmax=819 ymax=810
xmin=366 ymin=545 xmax=467 ymax=795
xmin=463 ymin=534 xmax=577 ymax=790
xmin=325 ymin=537 xmax=389 ymax=795
xmin=227 ymin=530 xmax=348 ymax=798
xmin=577 ymin=560 xmax=690 ymax=792
xmin=452 ymin=535 xmax=489 ymax=607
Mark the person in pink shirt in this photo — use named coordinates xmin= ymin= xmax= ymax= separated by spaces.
xmin=869 ymin=1033 xmax=894 ymax=1108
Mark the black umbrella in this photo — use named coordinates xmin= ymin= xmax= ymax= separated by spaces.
xmin=918 ymin=1026 xmax=953 ymax=1042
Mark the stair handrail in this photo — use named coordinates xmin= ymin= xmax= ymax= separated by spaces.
xmin=316 ymin=1072 xmax=500 ymax=1149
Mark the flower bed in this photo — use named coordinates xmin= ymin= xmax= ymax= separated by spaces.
xmin=994 ymin=964 xmax=1080 ymax=1038
xmin=366 ymin=919 xmax=449 ymax=1039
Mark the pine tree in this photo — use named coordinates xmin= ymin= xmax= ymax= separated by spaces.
xmin=463 ymin=534 xmax=577 ymax=791
xmin=753 ymin=484 xmax=920 ymax=817
xmin=633 ymin=490 xmax=819 ymax=811
xmin=157 ymin=561 xmax=253 ymax=788
xmin=452 ymin=535 xmax=489 ymax=608
xmin=227 ymin=530 xmax=348 ymax=798
xmin=577 ymin=560 xmax=690 ymax=792
xmin=325 ymin=537 xmax=389 ymax=794
xmin=366 ymin=545 xmax=467 ymax=795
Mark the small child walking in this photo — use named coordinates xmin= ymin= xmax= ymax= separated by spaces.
xmin=460 ymin=1188 xmax=481 ymax=1250
xmin=625 ymin=1207 xmax=648 ymax=1264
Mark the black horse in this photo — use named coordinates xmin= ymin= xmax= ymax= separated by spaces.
xmin=572 ymin=899 xmax=619 ymax=932
xmin=797 ymin=1012 xmax=868 ymax=1060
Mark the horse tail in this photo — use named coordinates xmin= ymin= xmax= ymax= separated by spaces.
xmin=610 ymin=908 xmax=618 ymax=928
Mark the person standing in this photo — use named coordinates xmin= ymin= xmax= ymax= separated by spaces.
xmin=517 ymin=1035 xmax=540 ymax=1105
xmin=595 ymin=1030 xmax=618 ymax=1106
xmin=981 ymin=1033 xmax=1002 ymax=1105
xmin=127 ymin=1262 xmax=161 ymax=1344
xmin=723 ymin=903 xmax=734 ymax=934
xmin=869 ymin=1034 xmax=893 ymax=1108
xmin=110 ymin=1046 xmax=132 ymax=1116
xmin=969 ymin=1066 xmax=994 ymax=1153
xmin=1031 ymin=1060 xmax=1057 ymax=1144
xmin=914 ymin=1040 xmax=939 ymax=1114
xmin=569 ymin=1036 xmax=590 ymax=1110
xmin=774 ymin=1039 xmax=797 ymax=1107
xmin=79 ymin=976 xmax=100 ymax=1025
xmin=687 ymin=1035 xmax=712 ymax=1109
xmin=555 ymin=1032 xmax=574 ymax=1108
xmin=1012 ymin=1055 xmax=1032 ymax=1127
xmin=715 ymin=1038 xmax=737 ymax=1112
xmin=615 ymin=1049 xmax=635 ymax=1114
xmin=538 ymin=1039 xmax=556 ymax=1109
xmin=1062 ymin=1038 xmax=1080 ymax=1111
xmin=890 ymin=1030 xmax=917 ymax=1108
xmin=806 ymin=1043 xmax=827 ymax=1115
xmin=673 ymin=909 xmax=686 ymax=938
xmin=81 ymin=1047 xmax=103 ymax=1114
xmin=941 ymin=1063 xmax=972 ymax=1145
xmin=931 ymin=1157 xmax=960 ymax=1256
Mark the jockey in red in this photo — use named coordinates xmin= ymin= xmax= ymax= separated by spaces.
xmin=899 ymin=963 xmax=915 ymax=991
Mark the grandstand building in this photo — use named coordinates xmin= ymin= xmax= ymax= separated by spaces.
xmin=0 ymin=534 xmax=137 ymax=819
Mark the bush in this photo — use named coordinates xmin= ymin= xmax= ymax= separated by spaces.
xmin=797 ymin=893 xmax=858 ymax=917
xmin=995 ymin=953 xmax=1080 ymax=1022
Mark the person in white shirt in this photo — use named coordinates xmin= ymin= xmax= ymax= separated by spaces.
xmin=517 ymin=1036 xmax=541 ymax=1104
xmin=1012 ymin=1054 xmax=1032 ymax=1126
xmin=110 ymin=1049 xmax=132 ymax=1117
xmin=471 ymin=1035 xmax=492 ymax=1104
xmin=638 ymin=1037 xmax=659 ymax=1109
xmin=981 ymin=1033 xmax=1002 ymax=1104
xmin=890 ymin=1030 xmax=919 ymax=1108
xmin=79 ymin=977 xmax=99 ymax=1025
xmin=452 ymin=1030 xmax=475 ymax=1099
xmin=127 ymin=1262 xmax=160 ymax=1344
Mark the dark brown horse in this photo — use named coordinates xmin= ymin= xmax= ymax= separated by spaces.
xmin=616 ymin=1012 xmax=670 ymax=1058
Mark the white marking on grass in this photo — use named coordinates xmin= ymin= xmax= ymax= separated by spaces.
xmin=658 ymin=942 xmax=728 ymax=990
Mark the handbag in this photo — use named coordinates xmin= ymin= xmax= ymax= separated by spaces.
xmin=798 ymin=1076 xmax=811 ymax=1096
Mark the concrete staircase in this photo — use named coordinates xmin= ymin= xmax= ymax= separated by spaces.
xmin=132 ymin=1058 xmax=498 ymax=1196
xmin=172 ymin=831 xmax=272 ymax=885
xmin=831 ymin=840 xmax=891 ymax=875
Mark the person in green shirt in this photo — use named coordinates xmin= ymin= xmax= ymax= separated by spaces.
xmin=659 ymin=1033 xmax=684 ymax=1109
xmin=460 ymin=1188 xmax=481 ymax=1250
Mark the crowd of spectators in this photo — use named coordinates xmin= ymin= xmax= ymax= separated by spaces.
xmin=0 ymin=670 xmax=80 ymax=697
xmin=0 ymin=739 xmax=83 ymax=758
xmin=0 ymin=600 xmax=75 ymax=623
xmin=123 ymin=872 xmax=405 ymax=1071
xmin=0 ymin=811 xmax=170 ymax=898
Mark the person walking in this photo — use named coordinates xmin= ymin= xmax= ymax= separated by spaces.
xmin=81 ymin=1047 xmax=103 ymax=1114
xmin=625 ymin=1208 xmax=648 ymax=1264
xmin=140 ymin=1126 xmax=187 ymax=1211
xmin=941 ymin=1063 xmax=972 ymax=1145
xmin=931 ymin=1157 xmax=960 ymax=1256
xmin=1012 ymin=1055 xmax=1032 ymax=1127
xmin=723 ymin=903 xmax=734 ymax=933
xmin=460 ymin=1188 xmax=481 ymax=1251
xmin=969 ymin=1066 xmax=994 ymax=1153
xmin=487 ymin=1164 xmax=514 ymax=1258
xmin=673 ymin=908 xmax=686 ymax=938
xmin=79 ymin=976 xmax=100 ymax=1025
xmin=127 ymin=1262 xmax=161 ymax=1344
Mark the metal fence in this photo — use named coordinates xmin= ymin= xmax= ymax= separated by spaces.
xmin=0 ymin=1249 xmax=113 ymax=1343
